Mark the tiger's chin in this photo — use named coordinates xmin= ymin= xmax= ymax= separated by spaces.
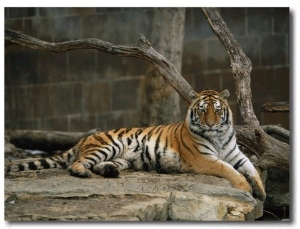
xmin=201 ymin=125 xmax=221 ymax=132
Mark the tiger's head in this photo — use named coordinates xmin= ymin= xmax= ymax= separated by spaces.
xmin=186 ymin=89 xmax=233 ymax=135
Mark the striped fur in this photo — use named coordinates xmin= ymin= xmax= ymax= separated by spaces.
xmin=5 ymin=89 xmax=266 ymax=200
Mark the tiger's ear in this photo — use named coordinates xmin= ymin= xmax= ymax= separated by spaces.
xmin=219 ymin=89 xmax=230 ymax=100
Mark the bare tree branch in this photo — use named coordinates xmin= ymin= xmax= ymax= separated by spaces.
xmin=201 ymin=8 xmax=259 ymax=127
xmin=5 ymin=28 xmax=197 ymax=105
xmin=261 ymin=102 xmax=289 ymax=113
xmin=261 ymin=125 xmax=289 ymax=141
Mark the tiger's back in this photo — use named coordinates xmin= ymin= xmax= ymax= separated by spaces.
xmin=5 ymin=89 xmax=266 ymax=201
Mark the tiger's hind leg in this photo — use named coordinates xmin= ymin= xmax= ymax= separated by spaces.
xmin=94 ymin=158 xmax=131 ymax=178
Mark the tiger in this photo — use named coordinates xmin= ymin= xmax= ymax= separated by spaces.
xmin=5 ymin=89 xmax=266 ymax=201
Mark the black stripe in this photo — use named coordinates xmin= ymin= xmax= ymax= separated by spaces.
xmin=92 ymin=152 xmax=102 ymax=161
xmin=195 ymin=143 xmax=215 ymax=155
xmin=222 ymin=130 xmax=234 ymax=148
xmin=85 ymin=156 xmax=98 ymax=164
xmin=143 ymin=162 xmax=150 ymax=171
xmin=199 ymin=143 xmax=215 ymax=152
xmin=140 ymin=135 xmax=147 ymax=163
xmin=147 ymin=126 xmax=160 ymax=141
xmin=79 ymin=136 xmax=89 ymax=145
xmin=190 ymin=127 xmax=215 ymax=148
xmin=133 ymin=143 xmax=141 ymax=152
xmin=127 ymin=138 xmax=132 ymax=146
xmin=171 ymin=123 xmax=182 ymax=148
xmin=125 ymin=128 xmax=133 ymax=134
xmin=99 ymin=150 xmax=108 ymax=161
xmin=180 ymin=125 xmax=194 ymax=153
xmin=56 ymin=155 xmax=65 ymax=162
xmin=84 ymin=143 xmax=102 ymax=149
xmin=117 ymin=129 xmax=126 ymax=140
xmin=111 ymin=146 xmax=117 ymax=160
xmin=113 ymin=160 xmax=123 ymax=167
xmin=18 ymin=164 xmax=25 ymax=171
xmin=154 ymin=126 xmax=163 ymax=134
xmin=113 ymin=128 xmax=120 ymax=133
xmin=190 ymin=108 xmax=195 ymax=121
xmin=154 ymin=130 xmax=163 ymax=154
xmin=141 ymin=149 xmax=145 ymax=162
xmin=84 ymin=145 xmax=110 ymax=159
xmin=233 ymin=158 xmax=247 ymax=170
xmin=28 ymin=161 xmax=38 ymax=170
xmin=83 ymin=147 xmax=101 ymax=155
xmin=225 ymin=107 xmax=230 ymax=124
xmin=145 ymin=145 xmax=152 ymax=162
xmin=55 ymin=160 xmax=67 ymax=168
xmin=223 ymin=144 xmax=238 ymax=161
xmin=174 ymin=123 xmax=182 ymax=134
xmin=163 ymin=136 xmax=168 ymax=154
xmin=105 ymin=132 xmax=121 ymax=152
xmin=94 ymin=135 xmax=108 ymax=145
xmin=135 ymin=128 xmax=143 ymax=138
xmin=155 ymin=152 xmax=162 ymax=173
xmin=40 ymin=159 xmax=51 ymax=169
xmin=86 ymin=161 xmax=94 ymax=168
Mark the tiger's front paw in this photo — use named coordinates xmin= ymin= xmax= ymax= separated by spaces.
xmin=250 ymin=178 xmax=266 ymax=201
xmin=253 ymin=188 xmax=266 ymax=201
xmin=233 ymin=174 xmax=252 ymax=193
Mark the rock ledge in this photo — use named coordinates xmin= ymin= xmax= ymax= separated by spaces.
xmin=5 ymin=168 xmax=263 ymax=221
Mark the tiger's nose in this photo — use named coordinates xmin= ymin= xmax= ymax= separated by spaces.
xmin=206 ymin=121 xmax=215 ymax=128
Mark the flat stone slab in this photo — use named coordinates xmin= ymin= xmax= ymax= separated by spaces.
xmin=5 ymin=167 xmax=263 ymax=221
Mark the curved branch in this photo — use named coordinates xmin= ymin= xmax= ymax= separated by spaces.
xmin=5 ymin=29 xmax=197 ymax=105
xmin=261 ymin=125 xmax=289 ymax=141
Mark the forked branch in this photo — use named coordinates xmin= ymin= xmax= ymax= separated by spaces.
xmin=5 ymin=29 xmax=197 ymax=105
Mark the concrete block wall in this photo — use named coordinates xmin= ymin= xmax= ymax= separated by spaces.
xmin=5 ymin=7 xmax=289 ymax=132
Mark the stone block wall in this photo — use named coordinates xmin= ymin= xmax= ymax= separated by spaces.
xmin=5 ymin=7 xmax=289 ymax=132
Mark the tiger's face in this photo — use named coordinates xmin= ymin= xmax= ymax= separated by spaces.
xmin=187 ymin=89 xmax=232 ymax=135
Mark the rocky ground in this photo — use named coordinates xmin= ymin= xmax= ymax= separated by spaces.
xmin=4 ymin=144 xmax=265 ymax=221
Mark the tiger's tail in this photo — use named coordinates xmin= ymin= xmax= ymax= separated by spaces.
xmin=5 ymin=148 xmax=76 ymax=174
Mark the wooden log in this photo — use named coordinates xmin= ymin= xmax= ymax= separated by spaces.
xmin=5 ymin=128 xmax=100 ymax=152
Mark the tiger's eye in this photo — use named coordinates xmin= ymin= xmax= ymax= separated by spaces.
xmin=215 ymin=106 xmax=221 ymax=112
xmin=199 ymin=106 xmax=206 ymax=113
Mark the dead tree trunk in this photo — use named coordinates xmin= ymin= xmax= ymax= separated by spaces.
xmin=201 ymin=8 xmax=289 ymax=171
xmin=141 ymin=8 xmax=185 ymax=126
xmin=5 ymin=7 xmax=289 ymax=171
